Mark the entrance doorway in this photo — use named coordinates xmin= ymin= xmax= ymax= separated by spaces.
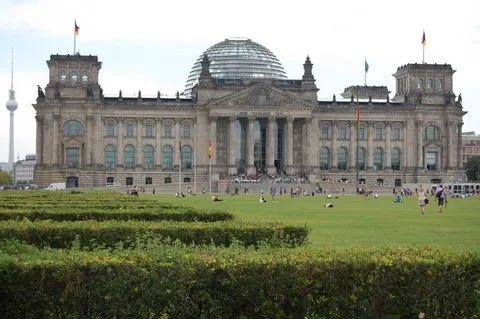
xmin=66 ymin=176 xmax=78 ymax=188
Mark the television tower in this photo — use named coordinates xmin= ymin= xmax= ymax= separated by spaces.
xmin=5 ymin=47 xmax=18 ymax=170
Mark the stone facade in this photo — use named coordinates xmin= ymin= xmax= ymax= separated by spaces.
xmin=32 ymin=54 xmax=466 ymax=189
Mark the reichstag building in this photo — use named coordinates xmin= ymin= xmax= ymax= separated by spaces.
xmin=33 ymin=38 xmax=466 ymax=189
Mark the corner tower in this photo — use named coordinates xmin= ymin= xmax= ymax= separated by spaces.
xmin=44 ymin=54 xmax=102 ymax=101
xmin=392 ymin=63 xmax=456 ymax=105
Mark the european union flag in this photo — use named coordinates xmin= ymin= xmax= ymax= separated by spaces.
xmin=365 ymin=59 xmax=369 ymax=73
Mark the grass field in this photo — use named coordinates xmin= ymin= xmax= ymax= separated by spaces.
xmin=148 ymin=193 xmax=480 ymax=252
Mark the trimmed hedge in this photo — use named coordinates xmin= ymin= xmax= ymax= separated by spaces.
xmin=0 ymin=208 xmax=234 ymax=222
xmin=0 ymin=243 xmax=478 ymax=318
xmin=0 ymin=220 xmax=309 ymax=248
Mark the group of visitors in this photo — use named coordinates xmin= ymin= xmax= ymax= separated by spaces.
xmin=417 ymin=184 xmax=447 ymax=214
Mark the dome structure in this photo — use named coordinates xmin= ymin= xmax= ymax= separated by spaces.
xmin=6 ymin=89 xmax=18 ymax=112
xmin=184 ymin=38 xmax=287 ymax=95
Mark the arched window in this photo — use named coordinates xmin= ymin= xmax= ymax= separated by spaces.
xmin=358 ymin=147 xmax=365 ymax=170
xmin=337 ymin=147 xmax=347 ymax=170
xmin=162 ymin=145 xmax=173 ymax=169
xmin=143 ymin=145 xmax=154 ymax=169
xmin=428 ymin=78 xmax=433 ymax=89
xmin=64 ymin=120 xmax=84 ymax=136
xmin=104 ymin=144 xmax=116 ymax=169
xmin=374 ymin=148 xmax=383 ymax=170
xmin=81 ymin=71 xmax=88 ymax=82
xmin=70 ymin=71 xmax=77 ymax=82
xmin=124 ymin=145 xmax=135 ymax=169
xmin=439 ymin=79 xmax=444 ymax=89
xmin=319 ymin=147 xmax=329 ymax=170
xmin=59 ymin=71 xmax=67 ymax=82
xmin=424 ymin=125 xmax=439 ymax=140
xmin=181 ymin=145 xmax=192 ymax=169
xmin=391 ymin=148 xmax=401 ymax=171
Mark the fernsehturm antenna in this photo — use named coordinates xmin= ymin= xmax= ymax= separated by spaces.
xmin=6 ymin=46 xmax=18 ymax=171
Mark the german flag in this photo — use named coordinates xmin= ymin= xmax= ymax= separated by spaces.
xmin=75 ymin=20 xmax=79 ymax=36
xmin=356 ymin=103 xmax=360 ymax=130
xmin=208 ymin=141 xmax=213 ymax=160
xmin=421 ymin=30 xmax=426 ymax=46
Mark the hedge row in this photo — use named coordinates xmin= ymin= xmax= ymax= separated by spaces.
xmin=0 ymin=220 xmax=309 ymax=248
xmin=0 ymin=243 xmax=478 ymax=318
xmin=0 ymin=208 xmax=234 ymax=222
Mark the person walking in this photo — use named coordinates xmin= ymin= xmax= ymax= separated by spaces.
xmin=435 ymin=185 xmax=447 ymax=213
xmin=418 ymin=186 xmax=427 ymax=215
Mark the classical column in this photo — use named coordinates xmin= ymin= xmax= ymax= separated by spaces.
xmin=117 ymin=118 xmax=124 ymax=167
xmin=209 ymin=117 xmax=217 ymax=166
xmin=136 ymin=119 xmax=142 ymax=167
xmin=228 ymin=117 xmax=237 ymax=174
xmin=286 ymin=117 xmax=294 ymax=171
xmin=266 ymin=117 xmax=276 ymax=174
xmin=155 ymin=118 xmax=162 ymax=168
xmin=331 ymin=121 xmax=338 ymax=169
xmin=86 ymin=114 xmax=93 ymax=166
xmin=304 ymin=117 xmax=313 ymax=170
xmin=349 ymin=121 xmax=356 ymax=169
xmin=385 ymin=123 xmax=392 ymax=171
xmin=52 ymin=114 xmax=60 ymax=165
xmin=174 ymin=119 xmax=181 ymax=167
xmin=457 ymin=122 xmax=463 ymax=169
xmin=246 ymin=116 xmax=255 ymax=174
xmin=367 ymin=122 xmax=374 ymax=170
xmin=35 ymin=116 xmax=43 ymax=165
xmin=416 ymin=120 xmax=424 ymax=169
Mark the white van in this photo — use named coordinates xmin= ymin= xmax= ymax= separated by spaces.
xmin=45 ymin=182 xmax=66 ymax=191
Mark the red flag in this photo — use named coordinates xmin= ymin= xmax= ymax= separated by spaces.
xmin=75 ymin=20 xmax=79 ymax=36
xmin=355 ymin=103 xmax=360 ymax=132
xmin=421 ymin=30 xmax=426 ymax=46
xmin=208 ymin=141 xmax=213 ymax=160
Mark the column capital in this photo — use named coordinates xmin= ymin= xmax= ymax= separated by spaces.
xmin=86 ymin=114 xmax=94 ymax=121
xmin=268 ymin=116 xmax=276 ymax=122
xmin=35 ymin=115 xmax=44 ymax=121
xmin=348 ymin=120 xmax=357 ymax=126
xmin=247 ymin=116 xmax=256 ymax=121
xmin=457 ymin=121 xmax=464 ymax=128
xmin=209 ymin=116 xmax=218 ymax=122
xmin=286 ymin=116 xmax=294 ymax=124
xmin=229 ymin=116 xmax=237 ymax=122
xmin=53 ymin=114 xmax=60 ymax=120
xmin=416 ymin=120 xmax=424 ymax=127
xmin=155 ymin=117 xmax=163 ymax=122
xmin=445 ymin=120 xmax=454 ymax=127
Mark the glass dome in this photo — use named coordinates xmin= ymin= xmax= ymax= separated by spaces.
xmin=184 ymin=38 xmax=287 ymax=95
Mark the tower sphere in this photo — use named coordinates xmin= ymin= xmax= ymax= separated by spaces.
xmin=6 ymin=90 xmax=18 ymax=112
xmin=184 ymin=38 xmax=287 ymax=95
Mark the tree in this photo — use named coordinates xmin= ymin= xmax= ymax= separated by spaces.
xmin=465 ymin=156 xmax=480 ymax=182
xmin=0 ymin=171 xmax=13 ymax=184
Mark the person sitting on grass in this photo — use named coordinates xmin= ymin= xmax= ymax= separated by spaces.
xmin=324 ymin=203 xmax=334 ymax=208
xmin=392 ymin=194 xmax=402 ymax=203
xmin=259 ymin=195 xmax=267 ymax=203
xmin=211 ymin=195 xmax=222 ymax=202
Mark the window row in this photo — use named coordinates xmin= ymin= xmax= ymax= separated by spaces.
xmin=104 ymin=144 xmax=193 ymax=170
xmin=62 ymin=120 xmax=192 ymax=138
xmin=59 ymin=70 xmax=88 ymax=82
xmin=320 ymin=127 xmax=401 ymax=140
xmin=319 ymin=147 xmax=401 ymax=171
xmin=105 ymin=123 xmax=191 ymax=138
xmin=106 ymin=176 xmax=192 ymax=186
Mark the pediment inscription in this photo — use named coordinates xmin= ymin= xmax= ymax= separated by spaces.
xmin=229 ymin=86 xmax=299 ymax=108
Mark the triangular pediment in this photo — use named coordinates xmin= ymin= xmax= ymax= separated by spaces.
xmin=209 ymin=84 xmax=314 ymax=109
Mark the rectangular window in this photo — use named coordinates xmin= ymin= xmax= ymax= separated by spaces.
xmin=145 ymin=177 xmax=152 ymax=185
xmin=359 ymin=127 xmax=365 ymax=140
xmin=164 ymin=177 xmax=172 ymax=184
xmin=126 ymin=124 xmax=134 ymax=137
xmin=164 ymin=125 xmax=172 ymax=137
xmin=339 ymin=127 xmax=347 ymax=140
xmin=321 ymin=127 xmax=329 ymax=139
xmin=106 ymin=177 xmax=114 ymax=185
xmin=106 ymin=124 xmax=114 ymax=137
xmin=426 ymin=152 xmax=437 ymax=170
xmin=126 ymin=177 xmax=133 ymax=186
xmin=66 ymin=148 xmax=79 ymax=168
xmin=375 ymin=127 xmax=383 ymax=139
xmin=183 ymin=177 xmax=191 ymax=183
xmin=146 ymin=125 xmax=153 ymax=137
xmin=392 ymin=127 xmax=400 ymax=140
xmin=183 ymin=125 xmax=190 ymax=137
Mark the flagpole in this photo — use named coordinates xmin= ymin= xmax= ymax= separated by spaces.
xmin=422 ymin=45 xmax=425 ymax=64
xmin=209 ymin=159 xmax=212 ymax=194
xmin=356 ymin=86 xmax=360 ymax=195
xmin=364 ymin=58 xmax=366 ymax=86
xmin=178 ymin=143 xmax=182 ymax=195
xmin=73 ymin=29 xmax=76 ymax=55
xmin=194 ymin=127 xmax=197 ymax=195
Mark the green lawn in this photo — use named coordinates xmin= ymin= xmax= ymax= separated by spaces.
xmin=149 ymin=193 xmax=480 ymax=252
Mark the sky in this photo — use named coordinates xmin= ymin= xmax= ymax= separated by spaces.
xmin=0 ymin=0 xmax=479 ymax=162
